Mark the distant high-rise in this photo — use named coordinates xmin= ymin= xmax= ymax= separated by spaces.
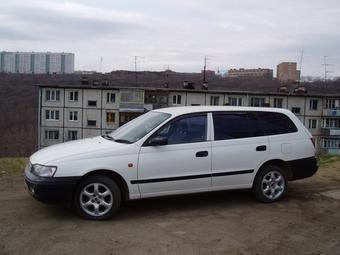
xmin=0 ymin=51 xmax=74 ymax=74
xmin=276 ymin=62 xmax=299 ymax=82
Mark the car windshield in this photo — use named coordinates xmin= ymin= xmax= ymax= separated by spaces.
xmin=109 ymin=111 xmax=171 ymax=144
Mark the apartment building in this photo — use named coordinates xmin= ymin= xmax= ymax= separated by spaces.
xmin=277 ymin=62 xmax=300 ymax=82
xmin=228 ymin=68 xmax=273 ymax=79
xmin=38 ymin=83 xmax=340 ymax=154
xmin=0 ymin=51 xmax=74 ymax=74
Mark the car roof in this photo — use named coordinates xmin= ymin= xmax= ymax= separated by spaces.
xmin=154 ymin=106 xmax=292 ymax=117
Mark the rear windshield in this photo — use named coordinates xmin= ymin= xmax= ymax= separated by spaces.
xmin=213 ymin=111 xmax=297 ymax=140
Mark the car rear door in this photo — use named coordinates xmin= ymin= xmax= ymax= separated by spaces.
xmin=211 ymin=111 xmax=269 ymax=188
xmin=137 ymin=113 xmax=212 ymax=197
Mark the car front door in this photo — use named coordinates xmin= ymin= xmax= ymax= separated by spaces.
xmin=137 ymin=113 xmax=212 ymax=197
xmin=211 ymin=112 xmax=269 ymax=189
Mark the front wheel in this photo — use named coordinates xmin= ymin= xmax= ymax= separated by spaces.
xmin=253 ymin=165 xmax=287 ymax=203
xmin=74 ymin=175 xmax=121 ymax=220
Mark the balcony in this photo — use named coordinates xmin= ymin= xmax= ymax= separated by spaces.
xmin=323 ymin=109 xmax=340 ymax=117
xmin=321 ymin=127 xmax=340 ymax=136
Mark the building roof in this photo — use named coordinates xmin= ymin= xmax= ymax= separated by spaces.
xmin=29 ymin=70 xmax=340 ymax=97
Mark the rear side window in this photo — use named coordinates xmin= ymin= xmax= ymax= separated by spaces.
xmin=213 ymin=111 xmax=298 ymax=141
xmin=254 ymin=112 xmax=297 ymax=135
xmin=213 ymin=112 xmax=262 ymax=140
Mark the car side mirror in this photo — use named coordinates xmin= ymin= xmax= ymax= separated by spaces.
xmin=147 ymin=136 xmax=168 ymax=146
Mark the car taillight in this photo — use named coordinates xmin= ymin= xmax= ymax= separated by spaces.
xmin=310 ymin=137 xmax=315 ymax=148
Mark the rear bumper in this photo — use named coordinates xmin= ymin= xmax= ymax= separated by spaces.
xmin=25 ymin=167 xmax=80 ymax=203
xmin=288 ymin=156 xmax=318 ymax=180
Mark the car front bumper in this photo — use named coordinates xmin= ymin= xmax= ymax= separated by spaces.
xmin=25 ymin=165 xmax=81 ymax=203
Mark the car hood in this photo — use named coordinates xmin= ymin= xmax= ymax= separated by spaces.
xmin=30 ymin=136 xmax=130 ymax=165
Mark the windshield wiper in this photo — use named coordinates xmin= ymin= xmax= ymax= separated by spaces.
xmin=101 ymin=134 xmax=114 ymax=141
xmin=114 ymin=139 xmax=132 ymax=144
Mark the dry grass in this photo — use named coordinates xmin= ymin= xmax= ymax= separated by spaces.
xmin=0 ymin=157 xmax=28 ymax=176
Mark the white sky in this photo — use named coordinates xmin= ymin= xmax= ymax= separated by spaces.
xmin=1 ymin=0 xmax=340 ymax=77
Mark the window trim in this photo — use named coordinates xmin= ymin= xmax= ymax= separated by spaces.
xmin=143 ymin=112 xmax=208 ymax=146
xmin=69 ymin=111 xmax=78 ymax=122
xmin=69 ymin=91 xmax=79 ymax=102
xmin=211 ymin=111 xmax=298 ymax=141
xmin=45 ymin=109 xmax=60 ymax=121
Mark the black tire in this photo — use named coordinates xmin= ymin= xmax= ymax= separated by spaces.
xmin=253 ymin=165 xmax=287 ymax=203
xmin=74 ymin=175 xmax=121 ymax=220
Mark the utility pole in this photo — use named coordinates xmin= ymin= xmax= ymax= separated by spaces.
xmin=203 ymin=56 xmax=207 ymax=83
xmin=133 ymin=56 xmax=144 ymax=86
xmin=299 ymin=47 xmax=304 ymax=83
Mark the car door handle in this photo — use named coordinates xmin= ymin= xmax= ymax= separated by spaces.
xmin=196 ymin=151 xmax=208 ymax=157
xmin=256 ymin=145 xmax=267 ymax=151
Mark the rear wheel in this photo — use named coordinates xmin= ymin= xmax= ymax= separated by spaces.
xmin=75 ymin=175 xmax=121 ymax=220
xmin=253 ymin=165 xmax=287 ymax=203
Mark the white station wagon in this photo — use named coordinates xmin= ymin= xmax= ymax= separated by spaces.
xmin=25 ymin=106 xmax=318 ymax=220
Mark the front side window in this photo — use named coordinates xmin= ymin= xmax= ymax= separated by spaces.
xmin=110 ymin=111 xmax=171 ymax=143
xmin=154 ymin=114 xmax=207 ymax=145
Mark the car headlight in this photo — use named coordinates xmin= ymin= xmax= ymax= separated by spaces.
xmin=31 ymin=164 xmax=57 ymax=177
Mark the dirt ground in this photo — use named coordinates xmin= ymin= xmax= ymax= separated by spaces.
xmin=1 ymin=160 xmax=340 ymax=255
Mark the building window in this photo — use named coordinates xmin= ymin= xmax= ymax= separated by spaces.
xmin=87 ymin=120 xmax=96 ymax=126
xmin=323 ymin=138 xmax=340 ymax=148
xmin=88 ymin=100 xmax=97 ymax=107
xmin=229 ymin=97 xmax=242 ymax=106
xmin=323 ymin=118 xmax=340 ymax=128
xmin=250 ymin=97 xmax=265 ymax=107
xmin=210 ymin=96 xmax=220 ymax=106
xmin=45 ymin=110 xmax=60 ymax=120
xmin=310 ymin=99 xmax=318 ymax=110
xmin=173 ymin=95 xmax=182 ymax=105
xmin=308 ymin=119 xmax=317 ymax=129
xmin=69 ymin=111 xmax=78 ymax=121
xmin=106 ymin=93 xmax=116 ymax=103
xmin=106 ymin=112 xmax=115 ymax=123
xmin=325 ymin=99 xmax=336 ymax=109
xmin=46 ymin=90 xmax=60 ymax=101
xmin=68 ymin=130 xmax=78 ymax=140
xmin=273 ymin=98 xmax=283 ymax=108
xmin=45 ymin=130 xmax=59 ymax=140
xmin=69 ymin=91 xmax=79 ymax=101
xmin=291 ymin=107 xmax=301 ymax=114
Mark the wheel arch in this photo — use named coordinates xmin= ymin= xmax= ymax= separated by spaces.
xmin=254 ymin=159 xmax=293 ymax=185
xmin=79 ymin=169 xmax=130 ymax=201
